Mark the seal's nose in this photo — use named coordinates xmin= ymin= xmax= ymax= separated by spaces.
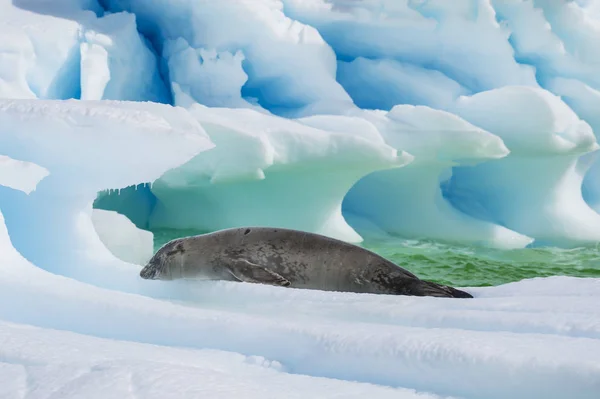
xmin=140 ymin=264 xmax=159 ymax=280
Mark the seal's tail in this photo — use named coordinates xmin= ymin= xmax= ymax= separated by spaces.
xmin=419 ymin=280 xmax=473 ymax=298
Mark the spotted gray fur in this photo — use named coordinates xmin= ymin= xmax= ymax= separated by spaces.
xmin=140 ymin=227 xmax=473 ymax=298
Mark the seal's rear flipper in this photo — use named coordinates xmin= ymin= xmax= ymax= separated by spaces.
xmin=419 ymin=280 xmax=473 ymax=298
xmin=227 ymin=259 xmax=291 ymax=287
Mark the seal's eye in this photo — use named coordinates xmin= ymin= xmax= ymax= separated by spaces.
xmin=166 ymin=242 xmax=186 ymax=256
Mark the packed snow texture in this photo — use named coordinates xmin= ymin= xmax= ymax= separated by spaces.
xmin=2 ymin=1 xmax=600 ymax=397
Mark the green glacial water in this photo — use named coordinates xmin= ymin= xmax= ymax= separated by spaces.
xmin=152 ymin=228 xmax=600 ymax=287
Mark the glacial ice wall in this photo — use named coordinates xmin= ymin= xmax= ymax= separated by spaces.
xmin=3 ymin=0 xmax=600 ymax=248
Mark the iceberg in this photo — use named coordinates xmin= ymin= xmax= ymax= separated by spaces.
xmin=282 ymin=0 xmax=538 ymax=94
xmin=2 ymin=0 xmax=600 ymax=397
xmin=316 ymin=106 xmax=533 ymax=248
xmin=1 ymin=0 xmax=168 ymax=102
xmin=163 ymin=38 xmax=257 ymax=109
xmin=337 ymin=57 xmax=470 ymax=111
xmin=447 ymin=86 xmax=600 ymax=246
xmin=148 ymin=104 xmax=408 ymax=243
xmin=0 ymin=99 xmax=213 ymax=291
xmin=101 ymin=0 xmax=355 ymax=115
xmin=549 ymin=78 xmax=600 ymax=213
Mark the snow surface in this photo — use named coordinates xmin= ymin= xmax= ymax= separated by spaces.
xmin=2 ymin=0 xmax=600 ymax=397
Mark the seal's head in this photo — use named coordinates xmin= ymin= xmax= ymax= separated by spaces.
xmin=140 ymin=239 xmax=186 ymax=280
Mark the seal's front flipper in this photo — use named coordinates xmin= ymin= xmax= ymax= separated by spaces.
xmin=226 ymin=259 xmax=291 ymax=287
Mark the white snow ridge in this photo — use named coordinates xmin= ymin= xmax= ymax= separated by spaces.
xmin=1 ymin=0 xmax=600 ymax=398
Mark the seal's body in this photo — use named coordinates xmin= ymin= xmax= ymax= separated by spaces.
xmin=140 ymin=227 xmax=472 ymax=298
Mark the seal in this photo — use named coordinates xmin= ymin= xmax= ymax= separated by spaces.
xmin=140 ymin=227 xmax=473 ymax=298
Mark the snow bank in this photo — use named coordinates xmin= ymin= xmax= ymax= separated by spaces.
xmin=0 ymin=320 xmax=445 ymax=399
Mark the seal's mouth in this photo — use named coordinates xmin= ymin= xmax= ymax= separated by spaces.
xmin=140 ymin=264 xmax=160 ymax=280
